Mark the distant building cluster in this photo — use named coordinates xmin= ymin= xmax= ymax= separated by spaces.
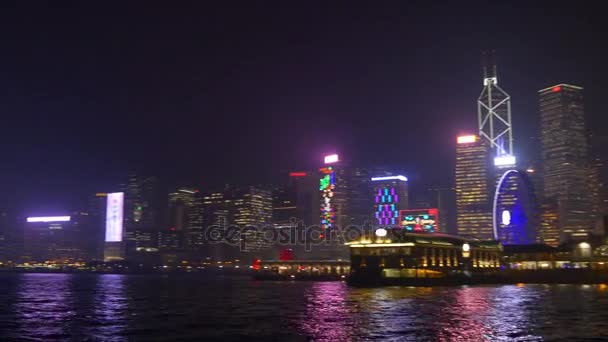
xmin=0 ymin=55 xmax=606 ymax=269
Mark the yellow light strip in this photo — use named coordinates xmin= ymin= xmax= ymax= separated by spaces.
xmin=348 ymin=243 xmax=415 ymax=248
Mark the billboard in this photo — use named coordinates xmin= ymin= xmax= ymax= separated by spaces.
xmin=399 ymin=208 xmax=439 ymax=233
xmin=324 ymin=154 xmax=339 ymax=164
xmin=105 ymin=192 xmax=124 ymax=242
xmin=320 ymin=167 xmax=336 ymax=229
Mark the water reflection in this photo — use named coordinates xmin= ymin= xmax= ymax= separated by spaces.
xmin=4 ymin=275 xmax=608 ymax=340
xmin=297 ymin=285 xmax=547 ymax=341
xmin=14 ymin=273 xmax=76 ymax=340
xmin=90 ymin=274 xmax=128 ymax=340
xmin=299 ymin=282 xmax=356 ymax=341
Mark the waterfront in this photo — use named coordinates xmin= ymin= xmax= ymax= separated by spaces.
xmin=0 ymin=274 xmax=607 ymax=340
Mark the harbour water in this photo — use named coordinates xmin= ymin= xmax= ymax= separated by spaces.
xmin=1 ymin=273 xmax=607 ymax=341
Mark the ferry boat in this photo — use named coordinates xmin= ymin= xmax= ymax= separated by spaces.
xmin=346 ymin=229 xmax=503 ymax=286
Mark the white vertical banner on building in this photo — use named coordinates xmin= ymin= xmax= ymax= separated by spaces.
xmin=105 ymin=192 xmax=124 ymax=242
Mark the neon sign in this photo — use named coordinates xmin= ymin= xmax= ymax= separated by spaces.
xmin=371 ymin=175 xmax=408 ymax=182
xmin=400 ymin=209 xmax=439 ymax=233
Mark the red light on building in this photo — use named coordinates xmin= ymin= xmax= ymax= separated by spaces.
xmin=289 ymin=172 xmax=307 ymax=177
xmin=279 ymin=248 xmax=294 ymax=261
xmin=552 ymin=86 xmax=561 ymax=92
xmin=252 ymin=259 xmax=261 ymax=270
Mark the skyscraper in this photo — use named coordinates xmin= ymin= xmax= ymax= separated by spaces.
xmin=539 ymin=84 xmax=595 ymax=241
xmin=231 ymin=186 xmax=273 ymax=255
xmin=318 ymin=154 xmax=351 ymax=259
xmin=23 ymin=215 xmax=86 ymax=263
xmin=168 ymin=188 xmax=204 ymax=248
xmin=539 ymin=200 xmax=560 ymax=247
xmin=186 ymin=192 xmax=204 ymax=247
xmin=455 ymin=135 xmax=493 ymax=239
xmin=202 ymin=190 xmax=230 ymax=260
xmin=168 ymin=188 xmax=194 ymax=233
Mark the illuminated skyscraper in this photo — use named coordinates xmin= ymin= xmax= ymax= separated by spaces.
xmin=539 ymin=201 xmax=560 ymax=247
xmin=539 ymin=84 xmax=595 ymax=241
xmin=320 ymin=157 xmax=372 ymax=230
xmin=371 ymin=175 xmax=409 ymax=227
xmin=168 ymin=188 xmax=194 ymax=232
xmin=318 ymin=154 xmax=351 ymax=259
xmin=85 ymin=192 xmax=109 ymax=260
xmin=23 ymin=215 xmax=86 ymax=263
xmin=455 ymin=135 xmax=493 ymax=239
xmin=168 ymin=188 xmax=204 ymax=248
xmin=231 ymin=186 xmax=273 ymax=255
xmin=272 ymin=172 xmax=318 ymax=226
xmin=202 ymin=191 xmax=230 ymax=260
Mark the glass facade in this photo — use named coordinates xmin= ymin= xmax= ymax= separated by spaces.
xmin=539 ymin=84 xmax=596 ymax=241
xmin=455 ymin=136 xmax=494 ymax=239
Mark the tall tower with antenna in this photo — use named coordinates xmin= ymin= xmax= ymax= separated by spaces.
xmin=478 ymin=50 xmax=516 ymax=167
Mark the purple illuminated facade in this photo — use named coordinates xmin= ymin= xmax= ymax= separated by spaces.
xmin=371 ymin=175 xmax=409 ymax=227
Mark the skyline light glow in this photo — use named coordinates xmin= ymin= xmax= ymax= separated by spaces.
xmin=26 ymin=216 xmax=71 ymax=223
xmin=457 ymin=135 xmax=477 ymax=144
xmin=494 ymin=155 xmax=517 ymax=166
xmin=324 ymin=154 xmax=339 ymax=164
xmin=371 ymin=175 xmax=408 ymax=182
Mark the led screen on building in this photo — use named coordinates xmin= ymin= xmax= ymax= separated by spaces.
xmin=105 ymin=192 xmax=124 ymax=242
xmin=399 ymin=208 xmax=439 ymax=233
xmin=320 ymin=167 xmax=336 ymax=230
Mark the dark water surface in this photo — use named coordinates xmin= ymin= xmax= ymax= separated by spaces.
xmin=0 ymin=273 xmax=607 ymax=341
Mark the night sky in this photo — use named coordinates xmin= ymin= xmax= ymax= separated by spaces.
xmin=0 ymin=2 xmax=606 ymax=213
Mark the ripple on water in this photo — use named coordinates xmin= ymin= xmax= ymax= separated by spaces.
xmin=0 ymin=275 xmax=608 ymax=340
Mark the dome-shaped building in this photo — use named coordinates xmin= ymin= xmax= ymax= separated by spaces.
xmin=493 ymin=170 xmax=538 ymax=244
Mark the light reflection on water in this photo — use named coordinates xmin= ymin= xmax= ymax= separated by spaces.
xmin=90 ymin=274 xmax=128 ymax=341
xmin=1 ymin=275 xmax=608 ymax=340
xmin=14 ymin=273 xmax=76 ymax=339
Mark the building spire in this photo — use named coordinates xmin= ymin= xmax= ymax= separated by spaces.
xmin=477 ymin=50 xmax=515 ymax=165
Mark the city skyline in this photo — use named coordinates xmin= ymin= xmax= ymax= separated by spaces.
xmin=1 ymin=3 xmax=607 ymax=214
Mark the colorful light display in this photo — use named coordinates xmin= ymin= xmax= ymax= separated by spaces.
xmin=105 ymin=192 xmax=124 ymax=242
xmin=374 ymin=186 xmax=400 ymax=226
xmin=26 ymin=216 xmax=71 ymax=223
xmin=400 ymin=208 xmax=439 ymax=233
xmin=320 ymin=167 xmax=336 ymax=230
